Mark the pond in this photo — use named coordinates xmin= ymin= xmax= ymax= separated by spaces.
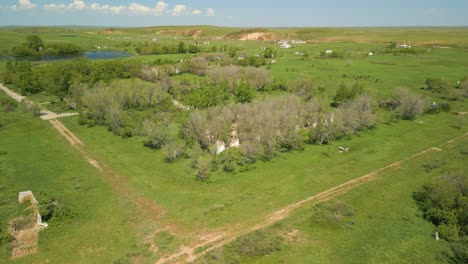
xmin=10 ymin=50 xmax=132 ymax=62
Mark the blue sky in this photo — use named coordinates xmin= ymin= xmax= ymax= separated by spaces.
xmin=0 ymin=0 xmax=467 ymax=27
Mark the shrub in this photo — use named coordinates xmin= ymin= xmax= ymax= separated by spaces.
xmin=425 ymin=77 xmax=450 ymax=93
xmin=164 ymin=141 xmax=186 ymax=163
xmin=393 ymin=88 xmax=425 ymax=120
xmin=227 ymin=230 xmax=283 ymax=257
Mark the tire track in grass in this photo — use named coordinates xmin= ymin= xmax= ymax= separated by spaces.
xmin=49 ymin=119 xmax=166 ymax=222
xmin=157 ymin=133 xmax=467 ymax=264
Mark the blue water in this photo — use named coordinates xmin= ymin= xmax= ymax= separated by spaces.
xmin=10 ymin=50 xmax=132 ymax=62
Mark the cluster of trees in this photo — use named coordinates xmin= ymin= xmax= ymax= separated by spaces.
xmin=184 ymin=94 xmax=376 ymax=178
xmin=12 ymin=35 xmax=81 ymax=57
xmin=135 ymin=41 xmax=200 ymax=55
xmin=413 ymin=171 xmax=467 ymax=263
xmin=76 ymin=79 xmax=171 ymax=137
xmin=179 ymin=66 xmax=272 ymax=108
xmin=206 ymin=65 xmax=272 ymax=91
xmin=2 ymin=58 xmax=132 ymax=98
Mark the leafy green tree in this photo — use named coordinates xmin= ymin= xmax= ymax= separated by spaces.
xmin=177 ymin=42 xmax=186 ymax=54
xmin=26 ymin=35 xmax=44 ymax=52
xmin=425 ymin=77 xmax=450 ymax=93
xmin=234 ymin=83 xmax=255 ymax=104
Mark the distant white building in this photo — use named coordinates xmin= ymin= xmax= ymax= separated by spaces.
xmin=397 ymin=44 xmax=412 ymax=49
xmin=280 ymin=43 xmax=291 ymax=49
xmin=270 ymin=59 xmax=277 ymax=64
xmin=290 ymin=40 xmax=306 ymax=44
xmin=368 ymin=52 xmax=374 ymax=56
xmin=325 ymin=50 xmax=333 ymax=54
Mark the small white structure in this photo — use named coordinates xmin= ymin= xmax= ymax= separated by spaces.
xmin=216 ymin=140 xmax=226 ymax=154
xmin=397 ymin=44 xmax=412 ymax=49
xmin=18 ymin=191 xmax=47 ymax=229
xmin=368 ymin=52 xmax=374 ymax=56
xmin=18 ymin=191 xmax=38 ymax=204
xmin=280 ymin=43 xmax=291 ymax=49
xmin=270 ymin=59 xmax=277 ymax=64
xmin=290 ymin=40 xmax=306 ymax=44
xmin=325 ymin=50 xmax=333 ymax=54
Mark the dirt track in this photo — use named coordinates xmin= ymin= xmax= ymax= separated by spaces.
xmin=49 ymin=119 xmax=165 ymax=221
xmin=157 ymin=134 xmax=466 ymax=264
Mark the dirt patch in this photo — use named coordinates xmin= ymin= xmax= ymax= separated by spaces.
xmin=157 ymin=29 xmax=202 ymax=37
xmin=224 ymin=30 xmax=278 ymax=40
xmin=9 ymin=199 xmax=41 ymax=259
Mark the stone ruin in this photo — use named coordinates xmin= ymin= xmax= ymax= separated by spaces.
xmin=10 ymin=191 xmax=47 ymax=259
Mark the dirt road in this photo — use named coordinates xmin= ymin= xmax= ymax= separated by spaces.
xmin=157 ymin=134 xmax=467 ymax=264
xmin=1 ymin=84 xmax=165 ymax=222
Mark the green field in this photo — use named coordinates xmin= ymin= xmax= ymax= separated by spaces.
xmin=0 ymin=26 xmax=467 ymax=263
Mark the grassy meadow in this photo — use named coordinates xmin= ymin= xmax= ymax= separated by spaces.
xmin=0 ymin=26 xmax=467 ymax=263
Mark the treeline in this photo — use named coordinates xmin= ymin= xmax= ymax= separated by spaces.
xmin=135 ymin=41 xmax=200 ymax=55
xmin=12 ymin=35 xmax=82 ymax=57
xmin=1 ymin=58 xmax=132 ymax=97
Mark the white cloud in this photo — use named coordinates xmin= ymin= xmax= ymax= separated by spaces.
xmin=205 ymin=8 xmax=215 ymax=16
xmin=171 ymin=5 xmax=187 ymax=16
xmin=11 ymin=0 xmax=37 ymax=11
xmin=89 ymin=3 xmax=126 ymax=14
xmin=128 ymin=2 xmax=151 ymax=15
xmin=68 ymin=0 xmax=87 ymax=10
xmin=154 ymin=1 xmax=168 ymax=15
xmin=39 ymin=1 xmax=214 ymax=17
xmin=43 ymin=3 xmax=66 ymax=11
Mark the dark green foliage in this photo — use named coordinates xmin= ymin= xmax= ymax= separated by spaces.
xmin=233 ymin=83 xmax=254 ymax=104
xmin=332 ymin=82 xmax=363 ymax=107
xmin=426 ymin=102 xmax=451 ymax=114
xmin=135 ymin=41 xmax=199 ymax=55
xmin=39 ymin=193 xmax=75 ymax=224
xmin=26 ymin=35 xmax=44 ymax=52
xmin=426 ymin=78 xmax=450 ymax=93
xmin=237 ymin=56 xmax=266 ymax=67
xmin=413 ymin=171 xmax=467 ymax=243
xmin=186 ymin=85 xmax=229 ymax=109
xmin=45 ymin=43 xmax=82 ymax=55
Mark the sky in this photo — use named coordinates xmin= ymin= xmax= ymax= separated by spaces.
xmin=0 ymin=0 xmax=467 ymax=27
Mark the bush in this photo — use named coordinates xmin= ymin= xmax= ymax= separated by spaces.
xmin=393 ymin=88 xmax=425 ymax=120
xmin=425 ymin=78 xmax=450 ymax=93
xmin=196 ymin=157 xmax=213 ymax=182
xmin=164 ymin=141 xmax=186 ymax=163
xmin=227 ymin=230 xmax=283 ymax=257
xmin=439 ymin=224 xmax=460 ymax=241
